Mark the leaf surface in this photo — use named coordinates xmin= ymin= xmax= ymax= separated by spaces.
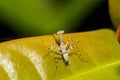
xmin=0 ymin=29 xmax=120 ymax=80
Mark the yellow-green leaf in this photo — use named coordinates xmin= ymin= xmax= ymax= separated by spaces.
xmin=0 ymin=29 xmax=120 ymax=80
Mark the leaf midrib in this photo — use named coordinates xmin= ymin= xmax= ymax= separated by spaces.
xmin=80 ymin=61 xmax=120 ymax=76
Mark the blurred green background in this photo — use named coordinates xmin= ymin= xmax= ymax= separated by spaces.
xmin=0 ymin=0 xmax=114 ymax=41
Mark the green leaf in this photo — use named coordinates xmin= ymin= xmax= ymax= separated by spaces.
xmin=66 ymin=61 xmax=120 ymax=80
xmin=0 ymin=29 xmax=119 ymax=80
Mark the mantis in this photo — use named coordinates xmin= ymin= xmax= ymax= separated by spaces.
xmin=45 ymin=30 xmax=88 ymax=75
xmin=48 ymin=30 xmax=87 ymax=65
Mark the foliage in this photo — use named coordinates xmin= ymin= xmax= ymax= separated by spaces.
xmin=0 ymin=29 xmax=119 ymax=80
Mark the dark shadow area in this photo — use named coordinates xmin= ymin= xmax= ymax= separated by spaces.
xmin=74 ymin=0 xmax=114 ymax=32
xmin=0 ymin=20 xmax=17 ymax=42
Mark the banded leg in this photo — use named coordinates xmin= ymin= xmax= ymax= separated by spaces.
xmin=54 ymin=54 xmax=58 ymax=75
xmin=76 ymin=47 xmax=88 ymax=63
xmin=43 ymin=44 xmax=60 ymax=59
xmin=53 ymin=34 xmax=60 ymax=45
xmin=66 ymin=38 xmax=73 ymax=52
xmin=68 ymin=39 xmax=88 ymax=63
